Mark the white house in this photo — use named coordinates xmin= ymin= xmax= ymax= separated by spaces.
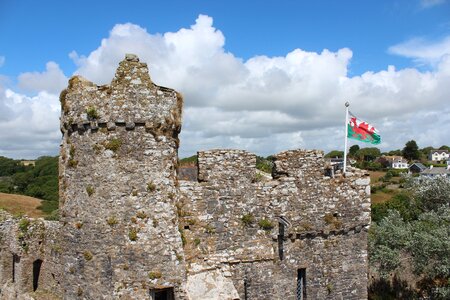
xmin=428 ymin=150 xmax=449 ymax=162
xmin=378 ymin=156 xmax=408 ymax=169
xmin=420 ymin=165 xmax=450 ymax=178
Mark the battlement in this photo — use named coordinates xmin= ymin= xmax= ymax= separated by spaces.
xmin=60 ymin=54 xmax=182 ymax=139
xmin=0 ymin=55 xmax=370 ymax=300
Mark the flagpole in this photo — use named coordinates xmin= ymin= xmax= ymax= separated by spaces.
xmin=343 ymin=102 xmax=350 ymax=174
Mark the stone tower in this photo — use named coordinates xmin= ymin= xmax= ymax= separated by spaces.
xmin=58 ymin=54 xmax=185 ymax=298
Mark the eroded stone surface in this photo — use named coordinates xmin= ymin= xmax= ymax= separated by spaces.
xmin=0 ymin=55 xmax=370 ymax=299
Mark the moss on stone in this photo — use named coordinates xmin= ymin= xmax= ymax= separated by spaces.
xmin=147 ymin=181 xmax=156 ymax=192
xmin=86 ymin=186 xmax=94 ymax=196
xmin=83 ymin=251 xmax=93 ymax=261
xmin=86 ymin=106 xmax=99 ymax=119
xmin=128 ymin=228 xmax=138 ymax=241
xmin=258 ymin=218 xmax=274 ymax=231
xmin=148 ymin=270 xmax=162 ymax=280
xmin=105 ymin=138 xmax=122 ymax=152
xmin=241 ymin=213 xmax=255 ymax=227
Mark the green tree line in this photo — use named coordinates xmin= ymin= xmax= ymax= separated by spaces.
xmin=0 ymin=156 xmax=58 ymax=213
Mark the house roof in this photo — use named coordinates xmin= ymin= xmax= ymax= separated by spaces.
xmin=409 ymin=162 xmax=426 ymax=170
xmin=421 ymin=167 xmax=450 ymax=175
xmin=430 ymin=149 xmax=449 ymax=154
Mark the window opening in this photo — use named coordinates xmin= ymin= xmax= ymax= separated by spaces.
xmin=33 ymin=259 xmax=43 ymax=291
xmin=297 ymin=268 xmax=306 ymax=300
xmin=12 ymin=254 xmax=20 ymax=283
xmin=150 ymin=287 xmax=174 ymax=300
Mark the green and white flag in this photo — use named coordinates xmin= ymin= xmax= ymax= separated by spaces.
xmin=347 ymin=112 xmax=381 ymax=145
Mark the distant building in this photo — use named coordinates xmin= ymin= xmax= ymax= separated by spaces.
xmin=420 ymin=166 xmax=450 ymax=178
xmin=20 ymin=160 xmax=35 ymax=166
xmin=409 ymin=162 xmax=426 ymax=174
xmin=378 ymin=156 xmax=408 ymax=169
xmin=428 ymin=149 xmax=449 ymax=162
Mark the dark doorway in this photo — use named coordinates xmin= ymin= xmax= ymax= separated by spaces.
xmin=278 ymin=221 xmax=285 ymax=260
xmin=33 ymin=259 xmax=43 ymax=291
xmin=150 ymin=287 xmax=174 ymax=300
xmin=297 ymin=268 xmax=306 ymax=300
xmin=12 ymin=254 xmax=20 ymax=283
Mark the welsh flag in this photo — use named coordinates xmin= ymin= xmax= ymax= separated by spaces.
xmin=347 ymin=112 xmax=381 ymax=145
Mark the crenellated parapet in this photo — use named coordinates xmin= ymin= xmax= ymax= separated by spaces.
xmin=179 ymin=148 xmax=371 ymax=299
xmin=60 ymin=54 xmax=182 ymax=141
xmin=0 ymin=55 xmax=370 ymax=300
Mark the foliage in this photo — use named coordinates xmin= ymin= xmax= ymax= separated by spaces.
xmin=355 ymin=161 xmax=383 ymax=171
xmin=128 ymin=228 xmax=138 ymax=241
xmin=256 ymin=156 xmax=274 ymax=173
xmin=178 ymin=155 xmax=198 ymax=166
xmin=324 ymin=150 xmax=343 ymax=158
xmin=356 ymin=147 xmax=381 ymax=162
xmin=402 ymin=140 xmax=420 ymax=161
xmin=258 ymin=218 xmax=274 ymax=230
xmin=0 ymin=156 xmax=30 ymax=176
xmin=105 ymin=138 xmax=122 ymax=152
xmin=0 ymin=156 xmax=59 ymax=215
xmin=349 ymin=145 xmax=360 ymax=157
xmin=241 ymin=213 xmax=255 ymax=226
xmin=371 ymin=193 xmax=419 ymax=223
xmin=86 ymin=106 xmax=99 ymax=120
xmin=369 ymin=176 xmax=450 ymax=298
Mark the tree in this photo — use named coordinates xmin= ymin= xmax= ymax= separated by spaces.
xmin=324 ymin=150 xmax=344 ymax=158
xmin=402 ymin=140 xmax=420 ymax=161
xmin=349 ymin=145 xmax=360 ymax=157
xmin=356 ymin=147 xmax=380 ymax=162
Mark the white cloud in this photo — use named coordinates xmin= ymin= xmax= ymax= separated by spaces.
xmin=18 ymin=61 xmax=68 ymax=94
xmin=0 ymin=84 xmax=61 ymax=158
xmin=0 ymin=56 xmax=5 ymax=67
xmin=420 ymin=0 xmax=447 ymax=8
xmin=2 ymin=15 xmax=450 ymax=158
xmin=389 ymin=36 xmax=450 ymax=66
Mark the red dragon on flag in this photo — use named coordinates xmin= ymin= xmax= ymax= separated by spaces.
xmin=347 ymin=112 xmax=381 ymax=145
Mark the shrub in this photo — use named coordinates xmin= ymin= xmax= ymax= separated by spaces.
xmin=194 ymin=238 xmax=201 ymax=246
xmin=148 ymin=271 xmax=162 ymax=280
xmin=136 ymin=211 xmax=147 ymax=219
xmin=18 ymin=218 xmax=30 ymax=232
xmin=86 ymin=106 xmax=99 ymax=119
xmin=128 ymin=228 xmax=138 ymax=241
xmin=107 ymin=216 xmax=118 ymax=226
xmin=86 ymin=186 xmax=94 ymax=196
xmin=105 ymin=138 xmax=122 ymax=152
xmin=83 ymin=251 xmax=93 ymax=261
xmin=258 ymin=218 xmax=274 ymax=231
xmin=147 ymin=181 xmax=156 ymax=192
xmin=241 ymin=213 xmax=255 ymax=226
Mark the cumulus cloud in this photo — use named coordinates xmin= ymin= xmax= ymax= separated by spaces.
xmin=18 ymin=61 xmax=68 ymax=94
xmin=2 ymin=15 xmax=450 ymax=158
xmin=389 ymin=36 xmax=450 ymax=66
xmin=0 ymin=84 xmax=61 ymax=158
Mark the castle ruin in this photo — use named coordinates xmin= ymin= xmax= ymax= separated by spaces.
xmin=0 ymin=54 xmax=371 ymax=299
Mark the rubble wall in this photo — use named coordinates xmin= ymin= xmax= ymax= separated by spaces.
xmin=58 ymin=55 xmax=186 ymax=299
xmin=179 ymin=149 xmax=370 ymax=299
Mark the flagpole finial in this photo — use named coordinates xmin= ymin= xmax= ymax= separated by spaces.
xmin=345 ymin=102 xmax=350 ymax=107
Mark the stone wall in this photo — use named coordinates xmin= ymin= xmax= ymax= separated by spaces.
xmin=0 ymin=55 xmax=370 ymax=299
xmin=57 ymin=54 xmax=186 ymax=299
xmin=179 ymin=149 xmax=370 ymax=299
xmin=0 ymin=211 xmax=62 ymax=299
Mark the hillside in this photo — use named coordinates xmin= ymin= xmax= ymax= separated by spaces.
xmin=0 ymin=192 xmax=46 ymax=218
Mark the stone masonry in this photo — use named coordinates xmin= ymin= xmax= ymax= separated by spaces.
xmin=0 ymin=54 xmax=371 ymax=299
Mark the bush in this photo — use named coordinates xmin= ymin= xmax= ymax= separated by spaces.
xmin=241 ymin=213 xmax=255 ymax=226
xmin=258 ymin=218 xmax=274 ymax=231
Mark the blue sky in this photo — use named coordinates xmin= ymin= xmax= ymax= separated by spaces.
xmin=0 ymin=0 xmax=449 ymax=158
